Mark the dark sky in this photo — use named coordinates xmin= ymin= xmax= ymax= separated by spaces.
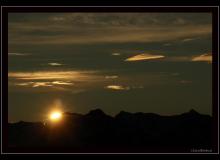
xmin=8 ymin=13 xmax=212 ymax=122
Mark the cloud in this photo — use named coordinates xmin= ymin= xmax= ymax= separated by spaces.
xmin=105 ymin=75 xmax=118 ymax=79
xmin=164 ymin=56 xmax=191 ymax=62
xmin=182 ymin=38 xmax=196 ymax=42
xmin=51 ymin=16 xmax=65 ymax=21
xmin=9 ymin=25 xmax=211 ymax=45
xmin=13 ymin=81 xmax=85 ymax=93
xmin=8 ymin=13 xmax=211 ymax=45
xmin=174 ymin=18 xmax=186 ymax=25
xmin=112 ymin=53 xmax=121 ymax=56
xmin=117 ymin=52 xmax=212 ymax=63
xmin=14 ymin=81 xmax=74 ymax=88
xmin=47 ymin=13 xmax=211 ymax=27
xmin=8 ymin=53 xmax=30 ymax=56
xmin=179 ymin=80 xmax=192 ymax=84
xmin=14 ymin=82 xmax=34 ymax=86
xmin=104 ymin=85 xmax=144 ymax=90
xmin=171 ymin=73 xmax=180 ymax=76
xmin=132 ymin=86 xmax=144 ymax=89
xmin=105 ymin=85 xmax=130 ymax=90
xmin=191 ymin=53 xmax=212 ymax=63
xmin=32 ymin=82 xmax=53 ymax=87
xmin=163 ymin=43 xmax=172 ymax=46
xmin=52 ymin=81 xmax=73 ymax=85
xmin=161 ymin=53 xmax=212 ymax=63
xmin=8 ymin=70 xmax=98 ymax=81
xmin=48 ymin=63 xmax=63 ymax=66
xmin=125 ymin=53 xmax=165 ymax=62
xmin=8 ymin=70 xmax=103 ymax=92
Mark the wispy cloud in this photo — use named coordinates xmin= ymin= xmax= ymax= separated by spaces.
xmin=125 ymin=53 xmax=165 ymax=62
xmin=163 ymin=43 xmax=172 ymax=46
xmin=8 ymin=13 xmax=211 ymax=45
xmin=171 ymin=73 xmax=180 ymax=76
xmin=105 ymin=75 xmax=118 ymax=79
xmin=182 ymin=38 xmax=196 ymax=42
xmin=15 ymin=81 xmax=73 ymax=88
xmin=191 ymin=53 xmax=212 ymax=63
xmin=8 ymin=53 xmax=30 ymax=56
xmin=51 ymin=16 xmax=65 ymax=21
xmin=48 ymin=63 xmax=63 ymax=66
xmin=104 ymin=85 xmax=144 ymax=90
xmin=179 ymin=80 xmax=192 ymax=84
xmin=14 ymin=82 xmax=34 ymax=86
xmin=8 ymin=71 xmax=98 ymax=81
xmin=9 ymin=25 xmax=211 ymax=45
xmin=32 ymin=82 xmax=53 ymax=87
xmin=159 ymin=53 xmax=212 ymax=63
xmin=105 ymin=85 xmax=130 ymax=90
xmin=8 ymin=70 xmax=103 ymax=93
xmin=121 ymin=52 xmax=212 ymax=63
xmin=52 ymin=81 xmax=73 ymax=85
xmin=164 ymin=56 xmax=191 ymax=62
xmin=173 ymin=18 xmax=186 ymax=25
xmin=132 ymin=86 xmax=144 ymax=89
xmin=112 ymin=53 xmax=121 ymax=56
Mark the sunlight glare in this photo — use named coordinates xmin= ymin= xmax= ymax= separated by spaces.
xmin=49 ymin=111 xmax=62 ymax=121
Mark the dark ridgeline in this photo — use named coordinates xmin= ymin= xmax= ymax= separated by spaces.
xmin=8 ymin=109 xmax=212 ymax=153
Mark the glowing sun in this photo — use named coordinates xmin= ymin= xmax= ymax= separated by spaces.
xmin=49 ymin=111 xmax=62 ymax=121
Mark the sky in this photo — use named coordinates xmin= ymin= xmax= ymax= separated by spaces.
xmin=8 ymin=13 xmax=212 ymax=122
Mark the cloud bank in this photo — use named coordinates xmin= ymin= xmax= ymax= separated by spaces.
xmin=8 ymin=13 xmax=212 ymax=45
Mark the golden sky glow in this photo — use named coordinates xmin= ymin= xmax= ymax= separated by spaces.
xmin=8 ymin=13 xmax=213 ymax=122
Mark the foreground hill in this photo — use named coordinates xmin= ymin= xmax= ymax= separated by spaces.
xmin=8 ymin=109 xmax=212 ymax=152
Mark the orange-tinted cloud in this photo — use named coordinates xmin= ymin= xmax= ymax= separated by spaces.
xmin=14 ymin=81 xmax=74 ymax=88
xmin=125 ymin=53 xmax=165 ymax=62
xmin=105 ymin=85 xmax=130 ymax=90
xmin=9 ymin=71 xmax=101 ymax=92
xmin=8 ymin=71 xmax=96 ymax=80
xmin=192 ymin=53 xmax=212 ymax=63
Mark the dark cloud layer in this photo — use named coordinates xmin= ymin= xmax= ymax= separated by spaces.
xmin=8 ymin=13 xmax=212 ymax=45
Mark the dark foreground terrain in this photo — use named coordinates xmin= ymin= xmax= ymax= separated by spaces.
xmin=8 ymin=109 xmax=213 ymax=153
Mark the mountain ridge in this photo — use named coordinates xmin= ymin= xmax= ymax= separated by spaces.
xmin=8 ymin=108 xmax=212 ymax=152
xmin=9 ymin=108 xmax=211 ymax=124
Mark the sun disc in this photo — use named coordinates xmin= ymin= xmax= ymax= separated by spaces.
xmin=49 ymin=111 xmax=62 ymax=121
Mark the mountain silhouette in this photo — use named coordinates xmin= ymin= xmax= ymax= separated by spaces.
xmin=8 ymin=109 xmax=212 ymax=152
